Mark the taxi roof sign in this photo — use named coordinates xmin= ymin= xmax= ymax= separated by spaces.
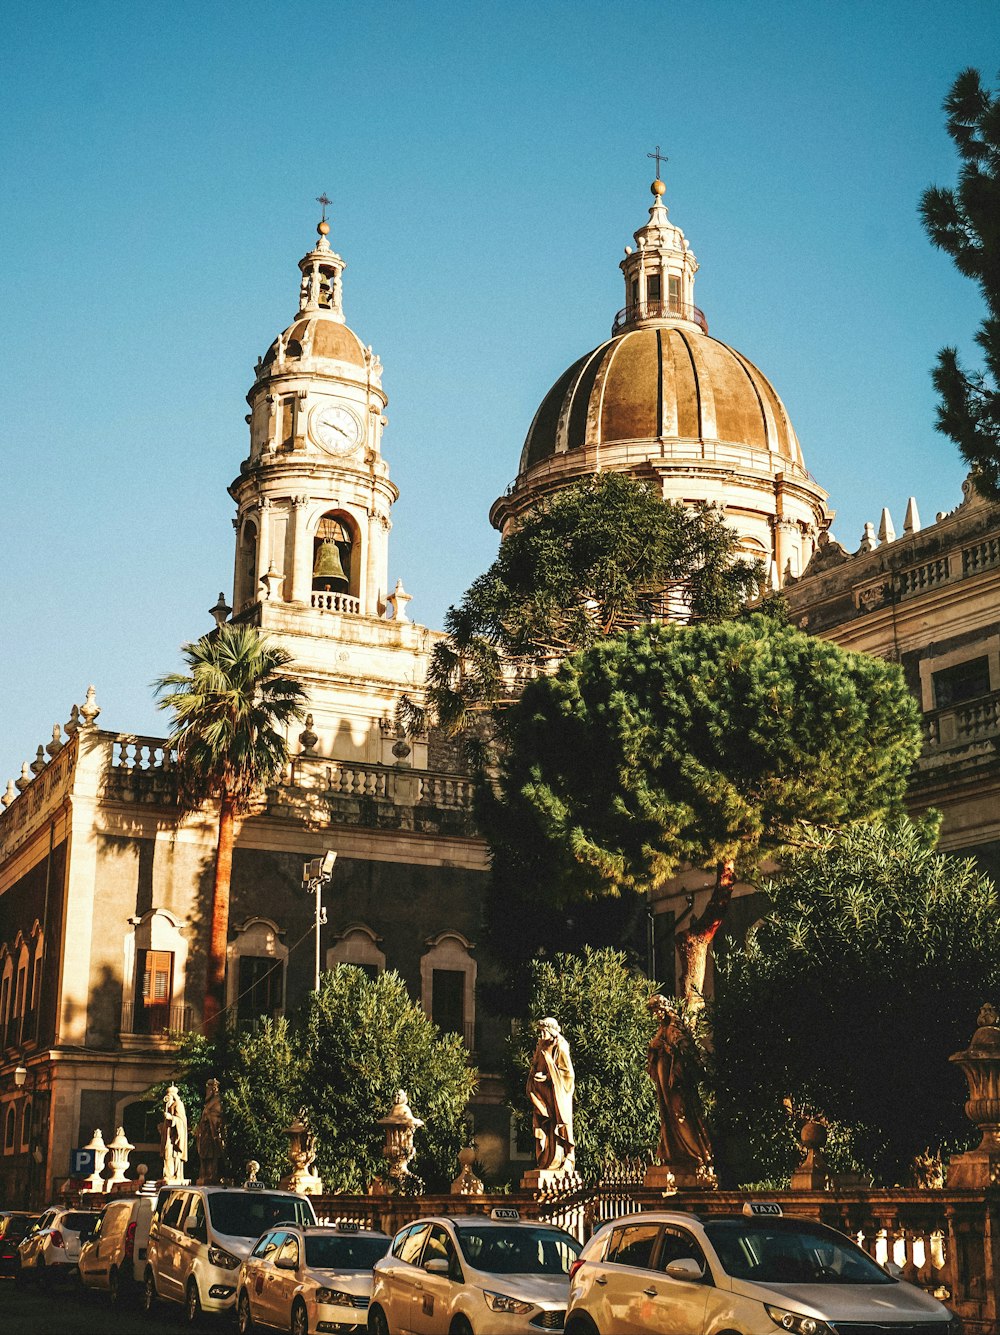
xmin=336 ymin=1221 xmax=361 ymax=1232
xmin=743 ymin=1201 xmax=783 ymax=1217
xmin=490 ymin=1207 xmax=520 ymax=1221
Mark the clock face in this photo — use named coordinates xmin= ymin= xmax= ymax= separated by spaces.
xmin=311 ymin=404 xmax=362 ymax=455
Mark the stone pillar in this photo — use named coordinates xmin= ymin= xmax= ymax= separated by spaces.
xmin=288 ymin=496 xmax=310 ymax=604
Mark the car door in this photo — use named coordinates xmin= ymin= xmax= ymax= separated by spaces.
xmin=592 ymin=1220 xmax=663 ymax=1330
xmin=388 ymin=1222 xmax=431 ymax=1333
xmin=246 ymin=1230 xmax=282 ymax=1326
xmin=410 ymin=1224 xmax=459 ymax=1334
xmin=267 ymin=1231 xmax=301 ymax=1327
xmin=22 ymin=1211 xmax=52 ymax=1268
xmin=156 ymin=1190 xmax=190 ymax=1299
xmin=78 ymin=1209 xmax=107 ymax=1287
xmin=623 ymin=1225 xmax=711 ymax=1335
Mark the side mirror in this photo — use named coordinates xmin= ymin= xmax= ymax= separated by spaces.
xmin=275 ymin=1255 xmax=298 ymax=1271
xmin=424 ymin=1257 xmax=451 ymax=1276
xmin=665 ymin=1257 xmax=704 ymax=1283
xmin=884 ymin=1260 xmax=903 ymax=1279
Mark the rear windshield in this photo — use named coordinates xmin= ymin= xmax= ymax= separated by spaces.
xmin=206 ymin=1193 xmax=316 ymax=1239
xmin=305 ymin=1235 xmax=390 ymax=1270
xmin=62 ymin=1212 xmax=100 ymax=1232
xmin=0 ymin=1215 xmax=38 ymax=1241
xmin=455 ymin=1225 xmax=581 ymax=1275
xmin=704 ymin=1220 xmax=895 ymax=1285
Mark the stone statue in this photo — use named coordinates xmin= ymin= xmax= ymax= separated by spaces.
xmin=160 ymin=1085 xmax=188 ymax=1183
xmin=526 ymin=1017 xmax=576 ymax=1175
xmin=646 ymin=996 xmax=713 ymax=1184
xmin=195 ymin=1078 xmax=225 ymax=1184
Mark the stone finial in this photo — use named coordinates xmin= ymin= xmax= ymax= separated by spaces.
xmin=16 ymin=762 xmax=32 ymax=793
xmin=80 ymin=685 xmax=101 ymax=728
xmin=64 ymin=704 xmax=81 ymax=737
xmin=2 ymin=780 xmax=17 ymax=808
xmin=298 ymin=714 xmax=319 ymax=755
xmin=858 ymin=522 xmax=877 ymax=553
xmin=387 ymin=579 xmax=412 ymax=624
xmin=878 ymin=508 xmax=896 ymax=544
xmin=82 ymin=1128 xmax=109 ymax=1193
xmin=30 ymin=746 xmax=47 ymax=776
xmin=259 ymin=563 xmax=283 ymax=601
xmin=106 ymin=1126 xmax=135 ymax=1188
xmin=46 ymin=725 xmax=63 ymax=759
xmin=209 ymin=592 xmax=232 ymax=628
xmin=947 ymin=1004 xmax=1000 ymax=1187
xmin=279 ymin=1109 xmax=323 ymax=1195
xmin=451 ymin=1146 xmax=485 ymax=1195
xmin=903 ymin=497 xmax=921 ymax=534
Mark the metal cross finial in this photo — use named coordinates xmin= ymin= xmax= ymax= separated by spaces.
xmin=647 ymin=145 xmax=668 ymax=178
xmin=316 ymin=193 xmax=332 ymax=222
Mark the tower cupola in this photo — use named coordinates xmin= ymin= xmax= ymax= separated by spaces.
xmin=297 ymin=212 xmax=347 ymax=321
xmin=615 ymin=176 xmax=703 ymax=336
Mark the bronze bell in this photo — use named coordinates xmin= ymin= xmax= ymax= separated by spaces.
xmin=313 ymin=540 xmax=349 ymax=584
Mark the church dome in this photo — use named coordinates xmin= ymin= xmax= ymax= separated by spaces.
xmin=261 ymin=316 xmax=367 ymax=371
xmin=520 ymin=324 xmax=803 ymax=474
xmin=491 ymin=175 xmax=831 ymax=588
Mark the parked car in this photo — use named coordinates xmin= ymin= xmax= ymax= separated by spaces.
xmin=78 ymin=1193 xmax=155 ymax=1306
xmin=144 ymin=1183 xmax=317 ymax=1322
xmin=0 ymin=1212 xmax=39 ymax=1278
xmin=17 ymin=1205 xmax=101 ymax=1286
xmin=565 ymin=1205 xmax=962 ymax=1335
xmin=369 ymin=1207 xmax=581 ymax=1334
xmin=236 ymin=1220 xmax=390 ymax=1335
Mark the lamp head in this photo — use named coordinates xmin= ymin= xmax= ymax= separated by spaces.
xmin=13 ymin=1065 xmax=27 ymax=1089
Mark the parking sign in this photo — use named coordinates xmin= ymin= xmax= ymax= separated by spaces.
xmin=71 ymin=1147 xmax=96 ymax=1177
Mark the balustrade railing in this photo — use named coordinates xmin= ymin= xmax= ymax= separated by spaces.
xmin=923 ymin=689 xmax=1000 ymax=750
xmin=287 ymin=755 xmax=475 ymax=811
xmin=311 ymin=591 xmax=361 ymax=614
xmin=612 ymin=298 xmax=708 ymax=335
xmin=119 ymin=1000 xmax=194 ymax=1037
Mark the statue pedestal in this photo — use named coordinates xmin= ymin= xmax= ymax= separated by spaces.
xmin=790 ymin=1149 xmax=828 ymax=1191
xmin=280 ymin=1170 xmax=323 ymax=1195
xmin=947 ymin=1144 xmax=1000 ymax=1188
xmin=644 ymin=1161 xmax=715 ymax=1192
xmin=520 ymin=1167 xmax=580 ymax=1193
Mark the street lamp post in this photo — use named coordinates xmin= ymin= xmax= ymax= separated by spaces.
xmin=302 ymin=851 xmax=337 ymax=992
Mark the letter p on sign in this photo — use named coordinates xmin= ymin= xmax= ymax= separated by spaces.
xmin=72 ymin=1148 xmax=96 ymax=1176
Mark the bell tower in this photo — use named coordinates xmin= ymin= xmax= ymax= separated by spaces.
xmin=227 ymin=208 xmax=431 ymax=766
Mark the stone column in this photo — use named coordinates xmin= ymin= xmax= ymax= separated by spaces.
xmin=288 ymin=496 xmax=310 ymax=605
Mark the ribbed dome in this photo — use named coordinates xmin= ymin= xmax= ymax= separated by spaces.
xmin=520 ymin=325 xmax=803 ymax=476
xmin=262 ymin=316 xmax=367 ymax=371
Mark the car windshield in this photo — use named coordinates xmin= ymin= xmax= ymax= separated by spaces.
xmin=206 ymin=1193 xmax=315 ymax=1239
xmin=305 ymin=1235 xmax=389 ymax=1270
xmin=455 ymin=1225 xmax=581 ymax=1275
xmin=704 ymin=1220 xmax=895 ymax=1285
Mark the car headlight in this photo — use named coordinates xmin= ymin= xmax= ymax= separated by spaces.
xmin=764 ymin=1306 xmax=835 ymax=1335
xmin=207 ymin=1244 xmax=241 ymax=1270
xmin=484 ymin=1289 xmax=535 ymax=1315
xmin=315 ymin=1288 xmax=352 ymax=1304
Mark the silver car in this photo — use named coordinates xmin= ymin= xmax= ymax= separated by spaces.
xmin=565 ymin=1206 xmax=961 ymax=1335
xmin=369 ymin=1208 xmax=581 ymax=1334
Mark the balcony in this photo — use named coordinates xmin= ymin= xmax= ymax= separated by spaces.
xmin=612 ymin=298 xmax=708 ymax=336
xmin=923 ymin=689 xmax=1000 ymax=751
xmin=120 ymin=1000 xmax=194 ymax=1040
xmin=311 ymin=591 xmax=361 ymax=614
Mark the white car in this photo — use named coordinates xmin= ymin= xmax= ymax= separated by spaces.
xmin=369 ymin=1208 xmax=581 ymax=1334
xmin=144 ymin=1183 xmax=317 ymax=1321
xmin=78 ymin=1193 xmax=156 ymax=1306
xmin=237 ymin=1220 xmax=390 ymax=1334
xmin=565 ymin=1205 xmax=961 ymax=1335
xmin=17 ymin=1206 xmax=101 ymax=1285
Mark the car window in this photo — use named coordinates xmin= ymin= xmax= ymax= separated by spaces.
xmin=63 ymin=1212 xmax=99 ymax=1233
xmin=607 ymin=1223 xmax=661 ymax=1269
xmin=206 ymin=1192 xmax=316 ymax=1238
xmin=187 ymin=1197 xmax=207 ymax=1241
xmin=36 ymin=1212 xmax=54 ymax=1230
xmin=252 ymin=1231 xmax=279 ymax=1259
xmin=397 ymin=1224 xmax=431 ymax=1267
xmin=658 ymin=1228 xmax=706 ymax=1274
xmin=704 ymin=1220 xmax=895 ymax=1286
xmin=455 ymin=1225 xmax=581 ymax=1276
xmin=305 ymin=1234 xmax=391 ymax=1270
xmin=277 ymin=1235 xmax=300 ymax=1268
xmin=160 ymin=1192 xmax=188 ymax=1230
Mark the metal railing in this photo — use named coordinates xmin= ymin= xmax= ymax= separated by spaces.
xmin=119 ymin=1000 xmax=194 ymax=1037
xmin=612 ymin=298 xmax=708 ymax=335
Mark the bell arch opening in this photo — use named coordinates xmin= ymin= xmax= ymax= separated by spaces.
xmin=312 ymin=511 xmax=359 ymax=604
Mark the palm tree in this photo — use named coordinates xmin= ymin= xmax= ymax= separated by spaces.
xmin=155 ymin=624 xmax=306 ymax=1034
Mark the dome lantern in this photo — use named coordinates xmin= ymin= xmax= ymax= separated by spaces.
xmin=615 ymin=178 xmax=704 ymax=336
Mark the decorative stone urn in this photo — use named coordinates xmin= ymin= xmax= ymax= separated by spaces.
xmin=949 ymin=1004 xmax=1000 ymax=1187
xmin=278 ymin=1110 xmax=323 ymax=1195
xmin=450 ymin=1146 xmax=484 ymax=1195
xmin=105 ymin=1126 xmax=135 ymax=1190
xmin=790 ymin=1118 xmax=828 ymax=1190
xmin=82 ymin=1129 xmax=109 ymax=1193
xmin=375 ymin=1090 xmax=425 ymax=1195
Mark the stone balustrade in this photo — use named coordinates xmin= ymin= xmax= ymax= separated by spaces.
xmin=311 ymin=590 xmax=361 ymax=614
xmin=288 ymin=754 xmax=475 ymax=811
xmin=0 ymin=737 xmax=77 ymax=861
xmin=923 ymin=689 xmax=1000 ymax=750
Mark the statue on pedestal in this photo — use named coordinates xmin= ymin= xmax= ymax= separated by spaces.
xmin=524 ymin=1017 xmax=576 ymax=1185
xmin=195 ymin=1078 xmax=225 ymax=1184
xmin=644 ymin=995 xmax=715 ymax=1189
xmin=160 ymin=1085 xmax=189 ymax=1184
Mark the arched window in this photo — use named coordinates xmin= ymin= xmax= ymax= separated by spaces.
xmin=123 ymin=909 xmax=190 ymax=1037
xmin=21 ymin=1100 xmax=31 ymax=1150
xmin=3 ymin=1106 xmax=15 ymax=1153
xmin=326 ymin=924 xmax=386 ymax=981
xmin=238 ymin=518 xmax=259 ymax=610
xmin=12 ymin=941 xmax=29 ymax=1045
xmin=420 ymin=931 xmax=476 ymax=1050
xmin=227 ymin=918 xmax=287 ymax=1027
xmin=0 ymin=950 xmax=12 ymax=1046
xmin=312 ymin=512 xmax=357 ymax=598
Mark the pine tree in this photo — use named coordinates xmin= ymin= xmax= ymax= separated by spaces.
xmin=921 ymin=68 xmax=1000 ymax=497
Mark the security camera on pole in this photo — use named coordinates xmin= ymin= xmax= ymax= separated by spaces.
xmin=302 ymin=850 xmax=337 ymax=991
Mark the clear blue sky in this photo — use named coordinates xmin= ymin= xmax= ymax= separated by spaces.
xmin=2 ymin=1 xmax=998 ymax=783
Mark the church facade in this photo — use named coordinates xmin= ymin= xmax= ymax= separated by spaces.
xmin=2 ymin=180 xmax=998 ymax=1207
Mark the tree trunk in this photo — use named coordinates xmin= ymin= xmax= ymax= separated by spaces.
xmin=675 ymin=858 xmax=737 ymax=1008
xmin=203 ymin=794 xmax=236 ymax=1036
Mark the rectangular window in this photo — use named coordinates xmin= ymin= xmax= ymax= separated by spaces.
xmin=668 ymin=274 xmax=681 ymax=307
xmin=431 ymin=969 xmax=465 ymax=1035
xmin=933 ymin=656 xmax=991 ymax=710
xmin=630 ymin=279 xmax=639 ymax=306
xmin=646 ymin=274 xmax=662 ymax=303
xmin=607 ymin=1222 xmax=661 ymax=1268
xmin=138 ymin=950 xmax=174 ymax=1034
xmin=280 ymin=397 xmax=295 ymax=447
xmin=237 ymin=956 xmax=284 ymax=1026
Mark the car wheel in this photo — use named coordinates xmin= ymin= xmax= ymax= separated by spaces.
xmin=36 ymin=1257 xmax=49 ymax=1291
xmin=238 ymin=1290 xmax=255 ymax=1335
xmin=142 ymin=1268 xmax=157 ymax=1315
xmin=368 ymin=1305 xmax=391 ymax=1335
xmin=109 ymin=1266 xmax=120 ymax=1308
xmin=185 ymin=1278 xmax=202 ymax=1325
xmin=290 ymin=1298 xmax=309 ymax=1335
xmin=450 ymin=1318 xmax=474 ymax=1335
xmin=565 ymin=1317 xmax=600 ymax=1335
